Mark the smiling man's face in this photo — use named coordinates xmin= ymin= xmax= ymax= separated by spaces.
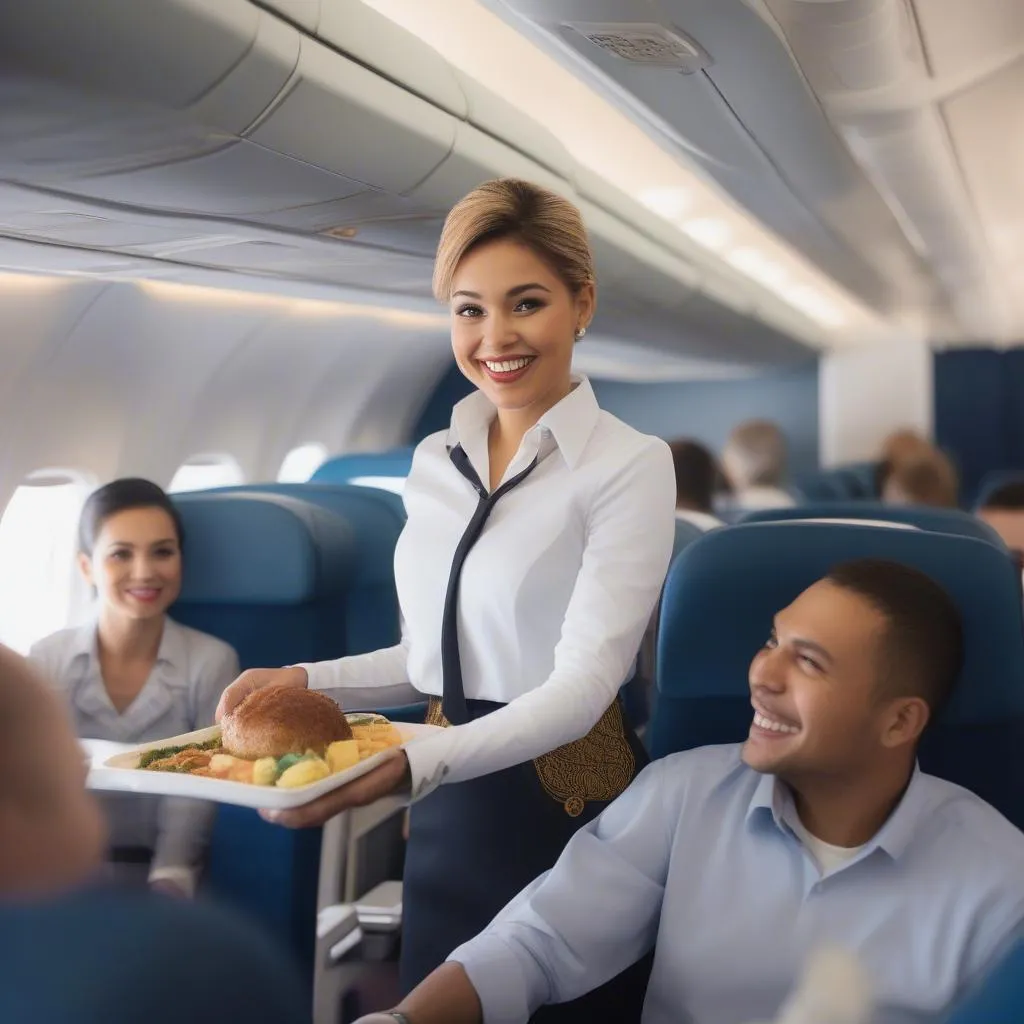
xmin=742 ymin=579 xmax=895 ymax=783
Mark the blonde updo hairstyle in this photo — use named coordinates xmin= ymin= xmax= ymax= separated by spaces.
xmin=432 ymin=178 xmax=596 ymax=306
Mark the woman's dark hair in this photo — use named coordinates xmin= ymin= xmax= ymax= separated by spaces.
xmin=78 ymin=478 xmax=185 ymax=555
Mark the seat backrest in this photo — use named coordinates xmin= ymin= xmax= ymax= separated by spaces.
xmin=944 ymin=936 xmax=1024 ymax=1023
xmin=310 ymin=447 xmax=414 ymax=488
xmin=975 ymin=470 xmax=1024 ymax=509
xmin=651 ymin=522 xmax=1024 ymax=828
xmin=209 ymin=483 xmax=405 ymax=655
xmin=796 ymin=462 xmax=880 ymax=502
xmin=741 ymin=502 xmax=1006 ymax=548
xmin=170 ymin=492 xmax=354 ymax=978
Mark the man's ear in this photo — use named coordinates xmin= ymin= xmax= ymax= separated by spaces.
xmin=879 ymin=696 xmax=930 ymax=750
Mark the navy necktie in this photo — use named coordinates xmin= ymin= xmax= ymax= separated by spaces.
xmin=441 ymin=444 xmax=539 ymax=725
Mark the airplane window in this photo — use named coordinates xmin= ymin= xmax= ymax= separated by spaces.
xmin=277 ymin=443 xmax=328 ymax=483
xmin=169 ymin=455 xmax=244 ymax=493
xmin=0 ymin=472 xmax=94 ymax=653
xmin=348 ymin=475 xmax=407 ymax=495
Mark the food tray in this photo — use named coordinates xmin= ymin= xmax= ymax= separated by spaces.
xmin=88 ymin=720 xmax=440 ymax=810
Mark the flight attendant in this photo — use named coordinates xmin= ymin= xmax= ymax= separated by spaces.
xmin=216 ymin=179 xmax=675 ymax=1018
xmin=30 ymin=478 xmax=239 ymax=896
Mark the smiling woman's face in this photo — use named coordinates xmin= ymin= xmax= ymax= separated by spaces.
xmin=449 ymin=237 xmax=594 ymax=421
xmin=79 ymin=506 xmax=182 ymax=621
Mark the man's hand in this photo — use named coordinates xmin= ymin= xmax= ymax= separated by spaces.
xmin=351 ymin=964 xmax=484 ymax=1024
xmin=259 ymin=749 xmax=411 ymax=828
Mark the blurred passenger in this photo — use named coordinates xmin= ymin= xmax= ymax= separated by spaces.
xmin=977 ymin=480 xmax=1024 ymax=570
xmin=879 ymin=453 xmax=959 ymax=508
xmin=0 ymin=643 xmax=311 ymax=1024
xmin=879 ymin=428 xmax=933 ymax=467
xmin=668 ymin=439 xmax=723 ymax=531
xmin=720 ymin=419 xmax=795 ymax=510
xmin=28 ymin=478 xmax=239 ymax=897
xmin=0 ymin=644 xmax=106 ymax=898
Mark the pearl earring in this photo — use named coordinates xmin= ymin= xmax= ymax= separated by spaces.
xmin=575 ymin=326 xmax=587 ymax=339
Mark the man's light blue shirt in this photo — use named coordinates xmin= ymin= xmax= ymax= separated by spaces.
xmin=450 ymin=744 xmax=1024 ymax=1024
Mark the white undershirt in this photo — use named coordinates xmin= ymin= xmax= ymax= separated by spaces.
xmin=788 ymin=816 xmax=866 ymax=875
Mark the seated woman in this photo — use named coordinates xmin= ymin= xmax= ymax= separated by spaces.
xmin=29 ymin=478 xmax=239 ymax=896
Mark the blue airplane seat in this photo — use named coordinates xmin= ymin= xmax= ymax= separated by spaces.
xmin=740 ymin=502 xmax=1007 ymax=548
xmin=310 ymin=447 xmax=414 ymax=486
xmin=944 ymin=936 xmax=1024 ymax=1023
xmin=210 ymin=482 xmax=405 ymax=655
xmin=650 ymin=522 xmax=1024 ymax=830
xmin=975 ymin=470 xmax=1024 ymax=509
xmin=795 ymin=462 xmax=880 ymax=502
xmin=170 ymin=491 xmax=355 ymax=978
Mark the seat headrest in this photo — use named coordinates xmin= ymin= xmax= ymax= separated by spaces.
xmin=310 ymin=448 xmax=414 ymax=485
xmin=741 ymin=502 xmax=1006 ymax=548
xmin=173 ymin=493 xmax=353 ymax=605
xmin=658 ymin=522 xmax=1024 ymax=725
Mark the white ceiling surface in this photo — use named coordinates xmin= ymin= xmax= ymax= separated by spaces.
xmin=487 ymin=0 xmax=1024 ymax=345
xmin=757 ymin=0 xmax=1024 ymax=344
xmin=0 ymin=0 xmax=836 ymax=370
xmin=0 ymin=272 xmax=452 ymax=512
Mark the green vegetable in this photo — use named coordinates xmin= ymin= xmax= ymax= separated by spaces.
xmin=275 ymin=752 xmax=314 ymax=773
xmin=138 ymin=735 xmax=221 ymax=769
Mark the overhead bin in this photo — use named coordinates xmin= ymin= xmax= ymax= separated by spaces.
xmin=452 ymin=72 xmax=576 ymax=184
xmin=247 ymin=36 xmax=455 ymax=195
xmin=189 ymin=10 xmax=301 ymax=136
xmin=0 ymin=0 xmax=261 ymax=110
xmin=408 ymin=121 xmax=568 ymax=208
xmin=315 ymin=0 xmax=467 ymax=120
xmin=258 ymin=0 xmax=321 ymax=34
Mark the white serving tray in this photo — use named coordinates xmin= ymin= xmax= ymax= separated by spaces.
xmin=86 ymin=720 xmax=440 ymax=810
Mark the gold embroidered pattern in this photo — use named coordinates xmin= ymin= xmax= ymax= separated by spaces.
xmin=532 ymin=700 xmax=635 ymax=815
xmin=425 ymin=698 xmax=635 ymax=816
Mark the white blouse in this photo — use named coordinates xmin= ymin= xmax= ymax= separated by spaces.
xmin=299 ymin=376 xmax=676 ymax=799
xmin=29 ymin=617 xmax=239 ymax=893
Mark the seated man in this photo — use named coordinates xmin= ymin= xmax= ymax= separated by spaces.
xmin=977 ymin=481 xmax=1024 ymax=570
xmin=668 ymin=439 xmax=723 ymax=532
xmin=368 ymin=560 xmax=1024 ymax=1024
xmin=0 ymin=644 xmax=311 ymax=1024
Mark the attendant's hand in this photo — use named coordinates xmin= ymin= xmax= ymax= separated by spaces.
xmin=260 ymin=749 xmax=411 ymax=828
xmin=214 ymin=666 xmax=307 ymax=722
xmin=350 ymin=1017 xmax=405 ymax=1024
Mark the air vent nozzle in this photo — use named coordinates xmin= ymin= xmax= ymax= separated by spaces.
xmin=566 ymin=22 xmax=710 ymax=73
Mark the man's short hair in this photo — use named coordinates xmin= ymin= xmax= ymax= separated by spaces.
xmin=668 ymin=440 xmax=717 ymax=513
xmin=825 ymin=559 xmax=964 ymax=722
xmin=980 ymin=480 xmax=1024 ymax=511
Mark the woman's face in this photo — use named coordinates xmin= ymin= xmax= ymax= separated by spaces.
xmin=449 ymin=237 xmax=594 ymax=421
xmin=79 ymin=507 xmax=182 ymax=621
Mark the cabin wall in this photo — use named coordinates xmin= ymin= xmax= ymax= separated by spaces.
xmin=934 ymin=347 xmax=1024 ymax=502
xmin=590 ymin=364 xmax=821 ymax=480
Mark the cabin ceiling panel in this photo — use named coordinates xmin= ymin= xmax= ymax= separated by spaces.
xmin=913 ymin=0 xmax=1024 ymax=80
xmin=942 ymin=57 xmax=1024 ymax=340
xmin=484 ymin=0 xmax=932 ymax=322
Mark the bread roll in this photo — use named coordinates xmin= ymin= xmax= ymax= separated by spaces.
xmin=221 ymin=686 xmax=352 ymax=760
